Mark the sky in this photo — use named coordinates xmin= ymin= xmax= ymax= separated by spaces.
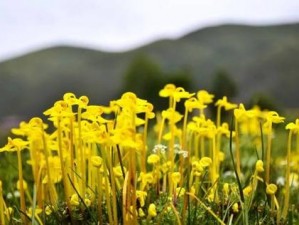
xmin=1 ymin=0 xmax=299 ymax=61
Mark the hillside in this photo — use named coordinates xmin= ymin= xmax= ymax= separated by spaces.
xmin=0 ymin=23 xmax=299 ymax=126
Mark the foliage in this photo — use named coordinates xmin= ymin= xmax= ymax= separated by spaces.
xmin=210 ymin=69 xmax=238 ymax=100
xmin=247 ymin=92 xmax=281 ymax=112
xmin=209 ymin=69 xmax=238 ymax=120
xmin=0 ymin=84 xmax=298 ymax=225
xmin=121 ymin=54 xmax=193 ymax=112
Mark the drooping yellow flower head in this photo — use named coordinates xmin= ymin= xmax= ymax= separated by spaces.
xmin=184 ymin=97 xmax=206 ymax=112
xmin=0 ymin=137 xmax=28 ymax=152
xmin=232 ymin=203 xmax=239 ymax=213
xmin=286 ymin=119 xmax=299 ymax=133
xmin=199 ymin=157 xmax=212 ymax=167
xmin=215 ymin=96 xmax=237 ymax=111
xmin=255 ymin=160 xmax=264 ymax=172
xmin=45 ymin=205 xmax=53 ymax=215
xmin=148 ymin=203 xmax=157 ymax=217
xmin=171 ymin=172 xmax=181 ymax=184
xmin=17 ymin=180 xmax=28 ymax=191
xmin=266 ymin=184 xmax=278 ymax=195
xmin=159 ymin=84 xmax=176 ymax=98
xmin=223 ymin=183 xmax=230 ymax=197
xmin=91 ymin=156 xmax=103 ymax=168
xmin=70 ymin=194 xmax=80 ymax=206
xmin=266 ymin=111 xmax=285 ymax=124
xmin=136 ymin=190 xmax=147 ymax=207
xmin=243 ymin=185 xmax=253 ymax=197
xmin=147 ymin=154 xmax=160 ymax=164
xmin=63 ymin=92 xmax=78 ymax=105
xmin=173 ymin=87 xmax=195 ymax=102
xmin=197 ymin=90 xmax=214 ymax=105
xmin=162 ymin=108 xmax=183 ymax=123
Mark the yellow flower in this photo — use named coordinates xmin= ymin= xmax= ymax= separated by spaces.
xmin=147 ymin=154 xmax=160 ymax=164
xmin=159 ymin=84 xmax=176 ymax=98
xmin=70 ymin=194 xmax=80 ymax=206
xmin=26 ymin=207 xmax=42 ymax=217
xmin=171 ymin=172 xmax=181 ymax=185
xmin=234 ymin=104 xmax=255 ymax=121
xmin=138 ymin=208 xmax=145 ymax=217
xmin=136 ymin=190 xmax=147 ymax=207
xmin=255 ymin=160 xmax=264 ymax=172
xmin=78 ymin=95 xmax=89 ymax=108
xmin=197 ymin=90 xmax=214 ymax=104
xmin=185 ymin=97 xmax=206 ymax=112
xmin=84 ymin=198 xmax=91 ymax=207
xmin=91 ymin=156 xmax=103 ymax=168
xmin=17 ymin=180 xmax=28 ymax=191
xmin=207 ymin=192 xmax=214 ymax=202
xmin=161 ymin=161 xmax=171 ymax=174
xmin=63 ymin=92 xmax=79 ymax=105
xmin=199 ymin=157 xmax=212 ymax=167
xmin=5 ymin=207 xmax=13 ymax=217
xmin=217 ymin=122 xmax=230 ymax=137
xmin=176 ymin=187 xmax=186 ymax=197
xmin=173 ymin=87 xmax=194 ymax=102
xmin=45 ymin=205 xmax=53 ymax=215
xmin=43 ymin=100 xmax=73 ymax=118
xmin=286 ymin=119 xmax=299 ymax=133
xmin=0 ymin=137 xmax=28 ymax=152
xmin=223 ymin=183 xmax=230 ymax=197
xmin=266 ymin=184 xmax=277 ymax=195
xmin=215 ymin=96 xmax=237 ymax=111
xmin=162 ymin=108 xmax=183 ymax=123
xmin=148 ymin=203 xmax=157 ymax=217
xmin=232 ymin=203 xmax=239 ymax=213
xmin=266 ymin=111 xmax=285 ymax=124
xmin=243 ymin=185 xmax=253 ymax=197
xmin=138 ymin=172 xmax=154 ymax=190
xmin=113 ymin=165 xmax=126 ymax=177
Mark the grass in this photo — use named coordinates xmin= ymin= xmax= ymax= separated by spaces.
xmin=0 ymin=84 xmax=298 ymax=225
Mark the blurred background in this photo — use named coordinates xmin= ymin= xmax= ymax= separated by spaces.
xmin=1 ymin=0 xmax=299 ymax=138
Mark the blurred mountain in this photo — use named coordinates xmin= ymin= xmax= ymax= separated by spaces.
xmin=0 ymin=23 xmax=299 ymax=124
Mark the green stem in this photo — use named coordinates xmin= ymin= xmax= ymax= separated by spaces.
xmin=17 ymin=148 xmax=27 ymax=224
xmin=229 ymin=117 xmax=244 ymax=203
xmin=282 ymin=130 xmax=292 ymax=219
xmin=265 ymin=124 xmax=273 ymax=184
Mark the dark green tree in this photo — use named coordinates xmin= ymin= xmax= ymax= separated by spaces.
xmin=210 ymin=69 xmax=238 ymax=120
xmin=210 ymin=69 xmax=238 ymax=101
xmin=163 ymin=68 xmax=193 ymax=112
xmin=164 ymin=68 xmax=193 ymax=92
xmin=121 ymin=53 xmax=164 ymax=106
xmin=122 ymin=54 xmax=194 ymax=112
xmin=247 ymin=92 xmax=281 ymax=112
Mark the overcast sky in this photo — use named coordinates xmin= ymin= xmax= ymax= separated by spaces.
xmin=1 ymin=0 xmax=299 ymax=61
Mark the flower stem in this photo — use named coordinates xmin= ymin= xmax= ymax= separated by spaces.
xmin=282 ymin=130 xmax=292 ymax=219
xmin=17 ymin=148 xmax=27 ymax=224
xmin=265 ymin=124 xmax=273 ymax=184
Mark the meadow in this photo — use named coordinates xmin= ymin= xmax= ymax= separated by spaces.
xmin=0 ymin=84 xmax=298 ymax=225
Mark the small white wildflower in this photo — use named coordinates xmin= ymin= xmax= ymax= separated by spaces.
xmin=178 ymin=150 xmax=188 ymax=158
xmin=7 ymin=191 xmax=20 ymax=199
xmin=276 ymin=176 xmax=285 ymax=186
xmin=174 ymin=144 xmax=181 ymax=150
xmin=153 ymin=144 xmax=167 ymax=154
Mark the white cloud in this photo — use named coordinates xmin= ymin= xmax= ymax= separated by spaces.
xmin=0 ymin=0 xmax=299 ymax=61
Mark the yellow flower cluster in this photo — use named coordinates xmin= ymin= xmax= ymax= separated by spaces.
xmin=0 ymin=84 xmax=297 ymax=225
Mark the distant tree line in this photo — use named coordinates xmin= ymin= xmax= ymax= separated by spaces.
xmin=121 ymin=53 xmax=280 ymax=115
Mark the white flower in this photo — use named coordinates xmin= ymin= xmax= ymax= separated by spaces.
xmin=177 ymin=150 xmax=188 ymax=158
xmin=153 ymin=144 xmax=167 ymax=154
